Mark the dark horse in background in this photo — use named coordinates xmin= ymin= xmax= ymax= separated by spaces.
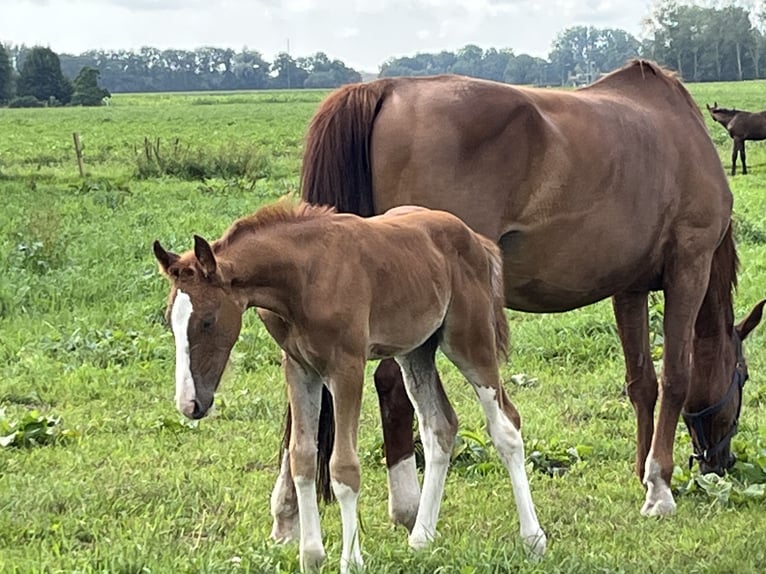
xmin=707 ymin=102 xmax=766 ymax=175
xmin=267 ymin=60 xmax=765 ymax=543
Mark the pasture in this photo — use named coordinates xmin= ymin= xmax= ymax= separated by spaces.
xmin=1 ymin=80 xmax=766 ymax=573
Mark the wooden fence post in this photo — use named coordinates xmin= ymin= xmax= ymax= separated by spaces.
xmin=73 ymin=132 xmax=85 ymax=178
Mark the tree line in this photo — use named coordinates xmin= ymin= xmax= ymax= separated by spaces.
xmin=1 ymin=1 xmax=765 ymax=107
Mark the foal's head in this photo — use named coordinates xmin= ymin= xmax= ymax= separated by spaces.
xmin=154 ymin=235 xmax=243 ymax=419
xmin=706 ymin=102 xmax=737 ymax=127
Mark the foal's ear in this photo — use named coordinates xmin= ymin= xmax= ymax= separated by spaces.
xmin=193 ymin=235 xmax=217 ymax=278
xmin=153 ymin=240 xmax=180 ymax=275
xmin=736 ymin=298 xmax=766 ymax=341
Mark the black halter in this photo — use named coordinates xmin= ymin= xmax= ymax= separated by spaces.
xmin=681 ymin=329 xmax=747 ymax=469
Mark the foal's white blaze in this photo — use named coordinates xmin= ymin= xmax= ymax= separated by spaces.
xmin=474 ymin=385 xmax=546 ymax=557
xmin=171 ymin=290 xmax=196 ymax=417
xmin=641 ymin=451 xmax=677 ymax=516
xmin=332 ymin=479 xmax=363 ymax=574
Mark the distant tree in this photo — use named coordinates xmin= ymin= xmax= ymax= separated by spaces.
xmin=17 ymin=46 xmax=73 ymax=104
xmin=269 ymin=52 xmax=308 ymax=89
xmin=0 ymin=43 xmax=13 ymax=104
xmin=71 ymin=66 xmax=110 ymax=106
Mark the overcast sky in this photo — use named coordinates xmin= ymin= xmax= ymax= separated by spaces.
xmin=2 ymin=0 xmax=653 ymax=71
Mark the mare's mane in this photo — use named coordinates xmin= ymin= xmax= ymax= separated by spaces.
xmin=214 ymin=200 xmax=335 ymax=251
xmin=696 ymin=224 xmax=738 ymax=336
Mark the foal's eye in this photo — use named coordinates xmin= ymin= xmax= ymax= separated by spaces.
xmin=201 ymin=317 xmax=215 ymax=331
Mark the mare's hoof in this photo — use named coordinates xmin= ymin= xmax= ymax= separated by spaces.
xmin=270 ymin=517 xmax=299 ymax=544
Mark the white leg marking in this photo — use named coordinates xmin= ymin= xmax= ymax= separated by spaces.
xmin=387 ymin=454 xmax=420 ymax=531
xmin=641 ymin=452 xmax=676 ymax=516
xmin=293 ymin=475 xmax=325 ymax=571
xmin=270 ymin=452 xmax=299 ymax=543
xmin=408 ymin=423 xmax=450 ymax=550
xmin=170 ymin=290 xmax=196 ymax=418
xmin=332 ymin=480 xmax=363 ymax=574
xmin=475 ymin=386 xmax=546 ymax=558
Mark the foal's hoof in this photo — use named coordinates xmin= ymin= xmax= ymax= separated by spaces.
xmin=640 ymin=496 xmax=676 ymax=517
xmin=300 ymin=544 xmax=326 ymax=572
xmin=408 ymin=525 xmax=437 ymax=551
xmin=522 ymin=528 xmax=547 ymax=559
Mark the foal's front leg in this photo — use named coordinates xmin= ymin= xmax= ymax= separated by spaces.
xmin=327 ymin=359 xmax=366 ymax=574
xmin=285 ymin=357 xmax=326 ymax=571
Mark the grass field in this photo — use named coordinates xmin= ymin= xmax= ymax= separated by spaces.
xmin=1 ymin=80 xmax=766 ymax=573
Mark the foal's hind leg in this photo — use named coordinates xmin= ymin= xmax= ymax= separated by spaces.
xmin=440 ymin=337 xmax=546 ymax=557
xmin=613 ymin=292 xmax=659 ymax=481
xmin=395 ymin=337 xmax=458 ymax=550
xmin=740 ymin=139 xmax=748 ymax=175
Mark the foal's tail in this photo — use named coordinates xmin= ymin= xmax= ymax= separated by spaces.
xmin=479 ymin=234 xmax=509 ymax=362
xmin=281 ymin=79 xmax=390 ymax=503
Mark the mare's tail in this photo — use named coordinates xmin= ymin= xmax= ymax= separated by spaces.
xmin=279 ymin=79 xmax=390 ymax=503
xmin=301 ymin=79 xmax=390 ymax=214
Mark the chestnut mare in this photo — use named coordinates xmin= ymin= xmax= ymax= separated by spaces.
xmin=154 ymin=201 xmax=546 ymax=573
xmin=269 ymin=60 xmax=766 ymax=541
xmin=706 ymin=102 xmax=766 ymax=175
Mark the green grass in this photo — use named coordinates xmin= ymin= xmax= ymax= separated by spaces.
xmin=1 ymin=81 xmax=766 ymax=573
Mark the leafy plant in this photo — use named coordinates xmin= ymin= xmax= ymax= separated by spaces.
xmin=0 ymin=409 xmax=78 ymax=448
xmin=673 ymin=436 xmax=766 ymax=505
xmin=526 ymin=438 xmax=593 ymax=477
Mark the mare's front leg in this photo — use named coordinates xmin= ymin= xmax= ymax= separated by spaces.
xmin=641 ymin=253 xmax=712 ymax=516
xmin=731 ymin=139 xmax=738 ymax=176
xmin=285 ymin=357 xmax=326 ymax=571
xmin=326 ymin=357 xmax=366 ymax=574
xmin=374 ymin=359 xmax=420 ymax=531
xmin=612 ymin=292 xmax=659 ymax=480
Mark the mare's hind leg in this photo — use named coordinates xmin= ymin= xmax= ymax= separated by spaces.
xmin=374 ymin=359 xmax=420 ymax=531
xmin=395 ymin=337 xmax=458 ymax=550
xmin=613 ymin=292 xmax=659 ymax=481
xmin=642 ymin=253 xmax=713 ymax=516
xmin=440 ymin=337 xmax=546 ymax=557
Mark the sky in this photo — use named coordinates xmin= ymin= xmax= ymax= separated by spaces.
xmin=2 ymin=0 xmax=653 ymax=72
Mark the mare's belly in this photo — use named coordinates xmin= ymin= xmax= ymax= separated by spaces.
xmin=499 ymin=227 xmax=660 ymax=313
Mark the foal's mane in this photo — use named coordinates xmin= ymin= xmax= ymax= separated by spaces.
xmin=214 ymin=200 xmax=335 ymax=251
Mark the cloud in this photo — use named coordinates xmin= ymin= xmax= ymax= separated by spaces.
xmin=1 ymin=0 xmax=649 ymax=71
